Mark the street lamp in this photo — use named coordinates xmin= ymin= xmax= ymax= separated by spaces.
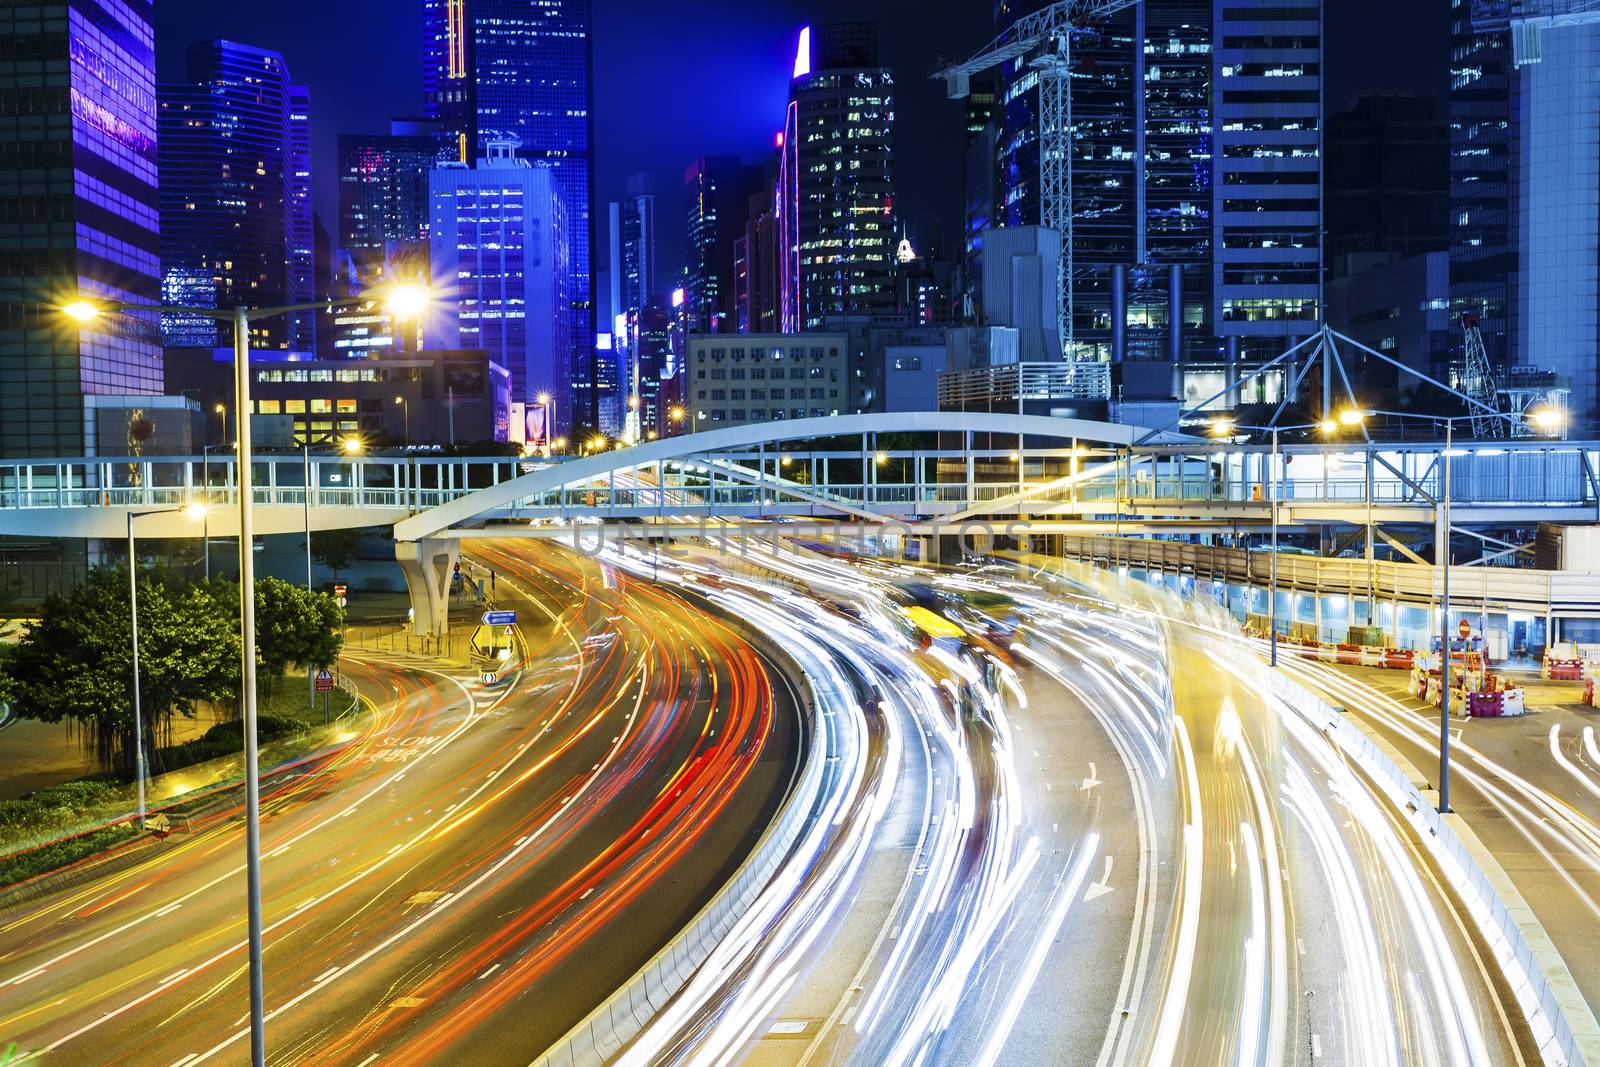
xmin=341 ymin=436 xmax=364 ymax=456
xmin=1340 ymin=405 xmax=1552 ymax=815
xmin=61 ymin=279 xmax=428 ymax=1067
xmin=127 ymin=503 xmax=206 ymax=829
xmin=535 ymin=392 xmax=553 ymax=455
xmin=1212 ymin=416 xmax=1358 ymax=667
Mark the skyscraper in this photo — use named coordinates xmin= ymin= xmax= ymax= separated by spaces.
xmin=779 ymin=24 xmax=897 ymax=331
xmin=1213 ymin=2 xmax=1324 ymax=374
xmin=988 ymin=0 xmax=1322 ymax=412
xmin=422 ymin=0 xmax=597 ymax=426
xmin=338 ymin=120 xmax=455 ymax=266
xmin=1449 ymin=8 xmax=1517 ymax=375
xmin=428 ymin=144 xmax=572 ymax=433
xmin=684 ymin=157 xmax=761 ymax=334
xmin=0 ymin=0 xmax=163 ymax=457
xmin=610 ymin=172 xmax=656 ymax=326
xmin=287 ymin=85 xmax=317 ymax=352
xmin=334 ymin=120 xmax=455 ymax=357
xmin=735 ymin=188 xmax=782 ymax=335
xmin=159 ymin=40 xmax=305 ymax=351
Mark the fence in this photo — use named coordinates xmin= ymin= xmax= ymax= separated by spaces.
xmin=1049 ymin=534 xmax=1600 ymax=619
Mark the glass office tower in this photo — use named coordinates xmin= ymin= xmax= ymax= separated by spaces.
xmin=158 ymin=40 xmax=304 ymax=351
xmin=0 ymin=0 xmax=162 ymax=457
xmin=422 ymin=0 xmax=597 ymax=426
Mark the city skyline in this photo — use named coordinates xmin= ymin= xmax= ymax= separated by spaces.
xmin=148 ymin=1 xmax=1444 ymax=290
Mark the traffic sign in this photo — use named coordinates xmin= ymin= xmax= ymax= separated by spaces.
xmin=337 ymin=596 xmax=347 ymax=609
xmin=316 ymin=669 xmax=335 ymax=693
xmin=1458 ymin=619 xmax=1471 ymax=639
xmin=480 ymin=671 xmax=498 ymax=686
xmin=333 ymin=583 xmax=347 ymax=598
xmin=483 ymin=610 xmax=518 ymax=626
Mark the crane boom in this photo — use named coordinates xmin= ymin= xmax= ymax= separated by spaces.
xmin=933 ymin=0 xmax=1143 ymax=392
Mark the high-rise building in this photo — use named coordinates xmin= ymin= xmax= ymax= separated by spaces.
xmin=735 ymin=188 xmax=781 ymax=334
xmin=609 ymin=172 xmax=656 ymax=329
xmin=684 ymin=156 xmax=761 ymax=334
xmin=0 ymin=0 xmax=163 ymax=457
xmin=422 ymin=0 xmax=597 ymax=426
xmin=1449 ymin=8 xmax=1517 ymax=376
xmin=338 ymin=120 xmax=455 ymax=264
xmin=1213 ymin=3 xmax=1324 ymax=373
xmin=779 ymin=23 xmax=897 ymax=331
xmin=988 ymin=1 xmax=1321 ymax=412
xmin=287 ymin=85 xmax=317 ymax=353
xmin=159 ymin=40 xmax=305 ymax=351
xmin=334 ymin=120 xmax=454 ymax=358
xmin=961 ymin=78 xmax=999 ymax=320
xmin=428 ymin=143 xmax=571 ymax=433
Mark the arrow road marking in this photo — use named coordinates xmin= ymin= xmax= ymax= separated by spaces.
xmin=1081 ymin=761 xmax=1102 ymax=792
xmin=1084 ymin=854 xmax=1115 ymax=902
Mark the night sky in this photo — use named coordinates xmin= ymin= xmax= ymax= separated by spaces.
xmin=153 ymin=0 xmax=1448 ymax=309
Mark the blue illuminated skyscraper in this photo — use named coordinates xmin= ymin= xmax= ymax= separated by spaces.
xmin=158 ymin=40 xmax=310 ymax=351
xmin=422 ymin=0 xmax=597 ymax=426
xmin=0 ymin=0 xmax=162 ymax=457
xmin=428 ymin=143 xmax=572 ymax=434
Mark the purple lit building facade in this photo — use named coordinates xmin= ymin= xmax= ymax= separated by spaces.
xmin=0 ymin=0 xmax=163 ymax=457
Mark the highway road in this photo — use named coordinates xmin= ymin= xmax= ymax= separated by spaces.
xmin=1280 ymin=652 xmax=1600 ymax=1026
xmin=0 ymin=542 xmax=796 ymax=1066
xmin=611 ymin=539 xmax=1547 ymax=1067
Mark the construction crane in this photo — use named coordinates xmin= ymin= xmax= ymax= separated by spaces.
xmin=1458 ymin=313 xmax=1504 ymax=439
xmin=935 ymin=0 xmax=1142 ymax=389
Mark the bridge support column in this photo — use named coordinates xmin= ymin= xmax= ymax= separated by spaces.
xmin=396 ymin=537 xmax=460 ymax=638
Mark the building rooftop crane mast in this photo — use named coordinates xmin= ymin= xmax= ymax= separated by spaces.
xmin=935 ymin=0 xmax=1143 ymax=398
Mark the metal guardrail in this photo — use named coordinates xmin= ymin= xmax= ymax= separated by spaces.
xmin=1051 ymin=535 xmax=1600 ymax=618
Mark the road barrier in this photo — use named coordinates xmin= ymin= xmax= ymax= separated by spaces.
xmin=530 ymin=604 xmax=827 ymax=1067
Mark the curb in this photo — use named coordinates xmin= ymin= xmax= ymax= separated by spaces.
xmin=0 ymin=832 xmax=168 ymax=913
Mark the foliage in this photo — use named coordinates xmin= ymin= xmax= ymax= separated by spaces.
xmin=311 ymin=527 xmax=364 ymax=575
xmin=151 ymin=715 xmax=302 ymax=774
xmin=253 ymin=578 xmax=344 ymax=694
xmin=1 ymin=568 xmax=343 ymax=774
xmin=3 ymin=569 xmax=240 ymax=776
xmin=0 ymin=822 xmax=140 ymax=889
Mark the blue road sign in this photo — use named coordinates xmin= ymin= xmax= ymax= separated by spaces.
xmin=482 ymin=610 xmax=518 ymax=626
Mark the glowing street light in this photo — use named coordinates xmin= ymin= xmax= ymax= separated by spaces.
xmin=341 ymin=436 xmax=364 ymax=455
xmin=384 ymin=281 xmax=430 ymax=320
xmin=1529 ymin=407 xmax=1565 ymax=434
xmin=61 ymin=299 xmax=102 ymax=323
xmin=1337 ymin=407 xmax=1368 ymax=426
xmin=1207 ymin=418 xmax=1236 ymax=438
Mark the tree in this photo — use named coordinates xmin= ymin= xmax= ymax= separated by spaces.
xmin=311 ymin=527 xmax=363 ymax=578
xmin=253 ymin=577 xmax=344 ymax=695
xmin=3 ymin=569 xmax=239 ymax=776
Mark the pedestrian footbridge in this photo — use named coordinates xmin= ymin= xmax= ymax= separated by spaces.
xmin=3 ymin=411 xmax=1597 ymax=633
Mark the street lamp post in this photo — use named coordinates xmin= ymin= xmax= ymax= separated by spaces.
xmin=1270 ymin=426 xmax=1280 ymax=667
xmin=62 ymin=281 xmax=428 ymax=1067
xmin=126 ymin=512 xmax=148 ymax=830
xmin=304 ymin=442 xmax=316 ymax=710
xmin=126 ymin=503 xmax=206 ymax=830
xmin=1440 ymin=418 xmax=1453 ymax=813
